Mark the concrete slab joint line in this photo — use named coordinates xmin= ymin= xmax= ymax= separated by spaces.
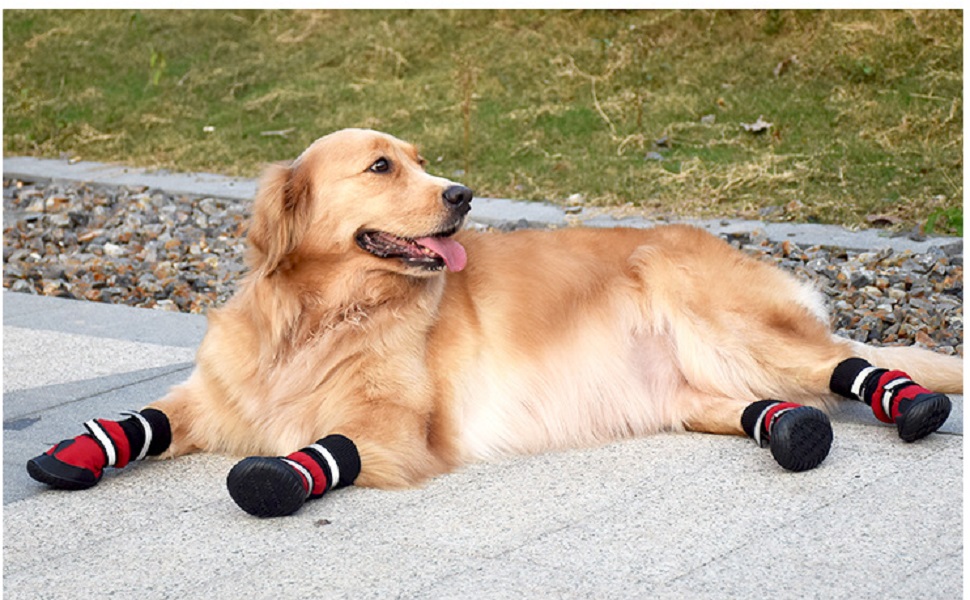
xmin=3 ymin=155 xmax=961 ymax=253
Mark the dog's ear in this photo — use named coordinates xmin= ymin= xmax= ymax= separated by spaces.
xmin=246 ymin=160 xmax=313 ymax=275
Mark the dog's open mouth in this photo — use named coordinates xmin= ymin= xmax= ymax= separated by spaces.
xmin=356 ymin=226 xmax=467 ymax=272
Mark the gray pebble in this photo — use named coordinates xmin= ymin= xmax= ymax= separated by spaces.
xmin=1 ymin=179 xmax=963 ymax=356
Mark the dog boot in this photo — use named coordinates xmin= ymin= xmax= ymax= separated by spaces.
xmin=26 ymin=409 xmax=171 ymax=490
xmin=829 ymin=358 xmax=952 ymax=442
xmin=226 ymin=434 xmax=360 ymax=518
xmin=741 ymin=400 xmax=833 ymax=472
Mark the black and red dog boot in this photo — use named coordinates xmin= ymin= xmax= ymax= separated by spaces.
xmin=27 ymin=409 xmax=171 ymax=490
xmin=829 ymin=358 xmax=952 ymax=442
xmin=227 ymin=434 xmax=361 ymax=518
xmin=742 ymin=401 xmax=833 ymax=472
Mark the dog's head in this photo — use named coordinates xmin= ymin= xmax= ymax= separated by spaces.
xmin=248 ymin=128 xmax=473 ymax=277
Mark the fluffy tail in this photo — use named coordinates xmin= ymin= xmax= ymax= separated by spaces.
xmin=848 ymin=341 xmax=963 ymax=394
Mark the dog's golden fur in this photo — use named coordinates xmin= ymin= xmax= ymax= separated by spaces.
xmin=147 ymin=128 xmax=963 ymax=488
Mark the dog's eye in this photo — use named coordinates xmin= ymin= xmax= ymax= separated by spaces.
xmin=369 ymin=158 xmax=391 ymax=174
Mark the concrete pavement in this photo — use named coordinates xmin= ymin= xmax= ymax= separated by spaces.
xmin=2 ymin=157 xmax=964 ymax=599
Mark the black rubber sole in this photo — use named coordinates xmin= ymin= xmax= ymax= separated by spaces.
xmin=768 ymin=406 xmax=833 ymax=472
xmin=896 ymin=393 xmax=951 ymax=443
xmin=226 ymin=456 xmax=308 ymax=518
xmin=26 ymin=452 xmax=101 ymax=491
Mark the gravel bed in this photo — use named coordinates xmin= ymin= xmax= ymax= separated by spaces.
xmin=3 ymin=178 xmax=963 ymax=356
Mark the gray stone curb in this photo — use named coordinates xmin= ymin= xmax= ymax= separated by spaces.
xmin=4 ymin=155 xmax=962 ymax=254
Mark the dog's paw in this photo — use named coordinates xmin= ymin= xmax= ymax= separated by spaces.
xmin=768 ymin=406 xmax=833 ymax=472
xmin=895 ymin=393 xmax=951 ymax=443
xmin=226 ymin=456 xmax=308 ymax=518
xmin=27 ymin=440 xmax=103 ymax=490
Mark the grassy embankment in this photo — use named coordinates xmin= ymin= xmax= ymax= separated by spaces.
xmin=3 ymin=9 xmax=963 ymax=233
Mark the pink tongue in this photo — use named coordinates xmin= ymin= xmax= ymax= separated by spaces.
xmin=415 ymin=236 xmax=467 ymax=272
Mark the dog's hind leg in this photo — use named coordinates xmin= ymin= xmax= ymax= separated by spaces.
xmin=732 ymin=330 xmax=957 ymax=444
xmin=683 ymin=390 xmax=833 ymax=473
xmin=828 ymin=354 xmax=955 ymax=443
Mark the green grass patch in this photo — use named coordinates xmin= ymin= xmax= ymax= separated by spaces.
xmin=3 ymin=9 xmax=963 ymax=234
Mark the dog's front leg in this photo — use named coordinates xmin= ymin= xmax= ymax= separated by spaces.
xmin=224 ymin=402 xmax=448 ymax=518
xmin=226 ymin=434 xmax=361 ymax=518
xmin=26 ymin=406 xmax=174 ymax=491
xmin=25 ymin=385 xmax=202 ymax=490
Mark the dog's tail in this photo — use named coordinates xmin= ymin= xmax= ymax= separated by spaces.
xmin=848 ymin=340 xmax=964 ymax=394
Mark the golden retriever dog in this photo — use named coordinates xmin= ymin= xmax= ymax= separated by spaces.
xmin=28 ymin=128 xmax=963 ymax=518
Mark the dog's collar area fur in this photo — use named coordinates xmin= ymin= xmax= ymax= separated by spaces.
xmin=355 ymin=226 xmax=466 ymax=272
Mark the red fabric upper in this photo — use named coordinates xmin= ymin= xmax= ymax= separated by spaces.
xmin=764 ymin=402 xmax=803 ymax=435
xmin=97 ymin=419 xmax=132 ymax=468
xmin=870 ymin=370 xmax=929 ymax=423
xmin=46 ymin=435 xmax=107 ymax=478
xmin=286 ymin=450 xmax=329 ymax=497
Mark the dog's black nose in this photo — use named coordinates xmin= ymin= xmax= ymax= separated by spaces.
xmin=443 ymin=185 xmax=473 ymax=215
